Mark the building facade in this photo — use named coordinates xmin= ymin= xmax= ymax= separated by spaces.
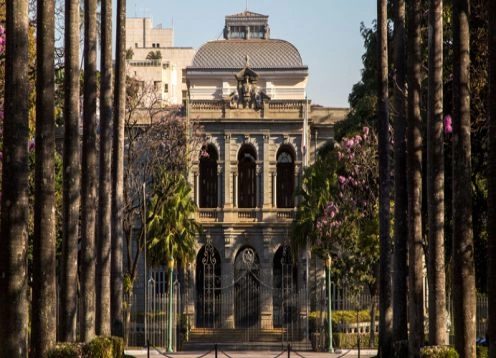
xmin=126 ymin=17 xmax=195 ymax=106
xmin=183 ymin=11 xmax=348 ymax=333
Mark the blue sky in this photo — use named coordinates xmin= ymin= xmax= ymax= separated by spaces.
xmin=125 ymin=0 xmax=377 ymax=107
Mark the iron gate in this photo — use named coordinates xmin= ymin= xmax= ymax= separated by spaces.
xmin=195 ymin=243 xmax=308 ymax=346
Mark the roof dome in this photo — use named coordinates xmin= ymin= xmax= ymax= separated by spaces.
xmin=190 ymin=39 xmax=306 ymax=70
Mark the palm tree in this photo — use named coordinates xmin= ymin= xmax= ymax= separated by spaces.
xmin=111 ymin=0 xmax=126 ymax=337
xmin=376 ymin=1 xmax=392 ymax=356
xmin=452 ymin=0 xmax=476 ymax=356
xmin=407 ymin=0 xmax=424 ymax=355
xmin=96 ymin=0 xmax=112 ymax=336
xmin=488 ymin=1 xmax=496 ymax=356
xmin=31 ymin=0 xmax=56 ymax=355
xmin=80 ymin=0 xmax=98 ymax=342
xmin=0 ymin=1 xmax=30 ymax=355
xmin=392 ymin=0 xmax=408 ymax=348
xmin=427 ymin=0 xmax=447 ymax=346
xmin=60 ymin=0 xmax=81 ymax=342
xmin=146 ymin=50 xmax=162 ymax=60
xmin=146 ymin=172 xmax=200 ymax=267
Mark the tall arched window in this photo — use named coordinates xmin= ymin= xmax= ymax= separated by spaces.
xmin=238 ymin=145 xmax=257 ymax=208
xmin=276 ymin=146 xmax=295 ymax=208
xmin=199 ymin=144 xmax=218 ymax=208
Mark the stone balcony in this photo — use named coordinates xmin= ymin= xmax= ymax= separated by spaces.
xmin=195 ymin=207 xmax=295 ymax=223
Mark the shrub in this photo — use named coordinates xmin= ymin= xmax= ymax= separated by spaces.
xmin=420 ymin=345 xmax=459 ymax=358
xmin=46 ymin=343 xmax=83 ymax=358
xmin=477 ymin=346 xmax=488 ymax=358
xmin=333 ymin=332 xmax=378 ymax=349
xmin=110 ymin=336 xmax=125 ymax=358
xmin=83 ymin=336 xmax=124 ymax=358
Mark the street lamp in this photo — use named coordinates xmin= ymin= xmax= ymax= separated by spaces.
xmin=167 ymin=257 xmax=175 ymax=352
xmin=325 ymin=254 xmax=334 ymax=353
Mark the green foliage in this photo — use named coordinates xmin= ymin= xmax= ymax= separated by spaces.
xmin=46 ymin=343 xmax=83 ymax=358
xmin=333 ymin=332 xmax=378 ymax=349
xmin=420 ymin=346 xmax=459 ymax=358
xmin=81 ymin=336 xmax=124 ymax=358
xmin=82 ymin=336 xmax=113 ymax=358
xmin=147 ymin=171 xmax=201 ymax=267
xmin=477 ymin=345 xmax=488 ymax=358
xmin=45 ymin=337 xmax=124 ymax=358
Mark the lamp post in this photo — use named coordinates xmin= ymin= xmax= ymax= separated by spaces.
xmin=325 ymin=255 xmax=334 ymax=353
xmin=167 ymin=257 xmax=174 ymax=352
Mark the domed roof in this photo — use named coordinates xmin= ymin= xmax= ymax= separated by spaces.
xmin=190 ymin=39 xmax=306 ymax=70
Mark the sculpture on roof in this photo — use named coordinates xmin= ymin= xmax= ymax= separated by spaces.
xmin=228 ymin=62 xmax=270 ymax=110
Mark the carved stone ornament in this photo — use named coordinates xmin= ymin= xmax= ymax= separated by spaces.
xmin=227 ymin=57 xmax=270 ymax=110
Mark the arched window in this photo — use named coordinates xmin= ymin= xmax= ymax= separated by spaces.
xmin=238 ymin=145 xmax=257 ymax=208
xmin=276 ymin=147 xmax=295 ymax=208
xmin=199 ymin=144 xmax=218 ymax=208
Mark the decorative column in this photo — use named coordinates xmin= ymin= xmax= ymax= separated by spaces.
xmin=233 ymin=172 xmax=238 ymax=207
xmin=194 ymin=172 xmax=199 ymax=206
xmin=272 ymin=172 xmax=277 ymax=207
xmin=224 ymin=133 xmax=232 ymax=207
xmin=256 ymin=164 xmax=263 ymax=208
xmin=217 ymin=164 xmax=223 ymax=208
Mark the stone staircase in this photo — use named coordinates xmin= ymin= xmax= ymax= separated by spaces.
xmin=183 ymin=327 xmax=302 ymax=351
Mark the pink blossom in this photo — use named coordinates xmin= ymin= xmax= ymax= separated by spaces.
xmin=338 ymin=175 xmax=347 ymax=185
xmin=444 ymin=114 xmax=452 ymax=134
xmin=362 ymin=126 xmax=369 ymax=137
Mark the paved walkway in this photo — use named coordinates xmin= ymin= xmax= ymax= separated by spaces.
xmin=125 ymin=348 xmax=377 ymax=358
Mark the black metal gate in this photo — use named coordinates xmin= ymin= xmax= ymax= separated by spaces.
xmin=195 ymin=243 xmax=307 ymax=346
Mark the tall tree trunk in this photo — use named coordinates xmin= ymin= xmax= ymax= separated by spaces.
xmin=60 ymin=0 xmax=81 ymax=342
xmin=488 ymin=1 xmax=496 ymax=356
xmin=31 ymin=0 xmax=57 ymax=355
xmin=427 ymin=0 xmax=447 ymax=346
xmin=452 ymin=0 xmax=476 ymax=356
xmin=0 ymin=1 xmax=30 ymax=356
xmin=392 ymin=0 xmax=408 ymax=347
xmin=81 ymin=0 xmax=98 ymax=342
xmin=407 ymin=0 xmax=424 ymax=356
xmin=377 ymin=1 xmax=392 ymax=356
xmin=111 ymin=0 xmax=126 ymax=337
xmin=96 ymin=0 xmax=113 ymax=336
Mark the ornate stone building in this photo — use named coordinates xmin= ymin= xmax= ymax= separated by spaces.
xmin=183 ymin=10 xmax=348 ymax=335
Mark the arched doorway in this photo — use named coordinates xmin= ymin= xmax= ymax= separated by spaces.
xmin=196 ymin=243 xmax=221 ymax=327
xmin=234 ymin=246 xmax=260 ymax=328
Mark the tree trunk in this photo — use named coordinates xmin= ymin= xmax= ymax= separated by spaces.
xmin=31 ymin=0 xmax=57 ymax=355
xmin=407 ymin=0 xmax=424 ymax=356
xmin=111 ymin=0 xmax=126 ymax=337
xmin=80 ymin=0 xmax=98 ymax=342
xmin=0 ymin=1 xmax=30 ymax=356
xmin=392 ymin=0 xmax=408 ymax=346
xmin=487 ymin=1 xmax=496 ymax=356
xmin=377 ymin=1 xmax=392 ymax=356
xmin=60 ymin=0 xmax=81 ymax=342
xmin=96 ymin=0 xmax=113 ymax=336
xmin=427 ymin=0 xmax=447 ymax=346
xmin=452 ymin=0 xmax=476 ymax=357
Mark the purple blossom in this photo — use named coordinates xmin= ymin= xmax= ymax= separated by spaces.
xmin=362 ymin=126 xmax=369 ymax=137
xmin=338 ymin=175 xmax=347 ymax=185
xmin=444 ymin=114 xmax=452 ymax=134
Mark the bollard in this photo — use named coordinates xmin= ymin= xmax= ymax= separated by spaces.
xmin=287 ymin=343 xmax=291 ymax=358
xmin=147 ymin=339 xmax=150 ymax=358
xmin=215 ymin=343 xmax=218 ymax=358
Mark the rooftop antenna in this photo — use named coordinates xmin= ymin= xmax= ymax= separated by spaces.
xmin=245 ymin=0 xmax=248 ymax=11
